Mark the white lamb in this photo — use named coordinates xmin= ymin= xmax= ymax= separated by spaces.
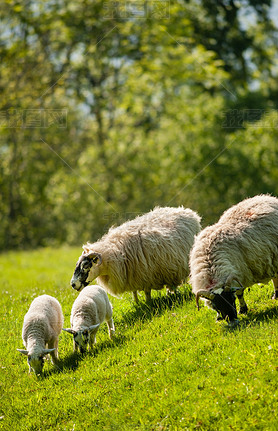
xmin=63 ymin=285 xmax=115 ymax=353
xmin=17 ymin=295 xmax=64 ymax=374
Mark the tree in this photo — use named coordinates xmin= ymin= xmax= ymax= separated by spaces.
xmin=0 ymin=0 xmax=277 ymax=250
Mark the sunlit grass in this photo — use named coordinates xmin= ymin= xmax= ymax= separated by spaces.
xmin=1 ymin=247 xmax=278 ymax=430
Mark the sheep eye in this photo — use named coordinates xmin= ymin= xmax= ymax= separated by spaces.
xmin=81 ymin=260 xmax=91 ymax=270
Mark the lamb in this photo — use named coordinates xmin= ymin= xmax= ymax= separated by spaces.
xmin=17 ymin=295 xmax=64 ymax=374
xmin=190 ymin=194 xmax=278 ymax=324
xmin=70 ymin=206 xmax=201 ymax=302
xmin=63 ymin=285 xmax=115 ymax=353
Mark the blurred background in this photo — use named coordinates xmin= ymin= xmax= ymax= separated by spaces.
xmin=1 ymin=0 xmax=278 ymax=251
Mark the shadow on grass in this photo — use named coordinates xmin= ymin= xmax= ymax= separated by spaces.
xmin=241 ymin=303 xmax=278 ymax=326
xmin=41 ymin=286 xmax=193 ymax=378
xmin=40 ymin=352 xmax=82 ymax=378
xmin=120 ymin=286 xmax=193 ymax=327
xmin=41 ymin=333 xmax=129 ymax=378
xmin=223 ymin=303 xmax=278 ymax=333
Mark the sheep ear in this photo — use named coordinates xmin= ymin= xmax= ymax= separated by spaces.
xmin=195 ymin=290 xmax=215 ymax=310
xmin=17 ymin=349 xmax=28 ymax=356
xmin=88 ymin=324 xmax=100 ymax=333
xmin=82 ymin=243 xmax=91 ymax=254
xmin=62 ymin=328 xmax=76 ymax=335
xmin=88 ymin=252 xmax=102 ymax=266
xmin=42 ymin=348 xmax=55 ymax=356
xmin=230 ymin=285 xmax=244 ymax=294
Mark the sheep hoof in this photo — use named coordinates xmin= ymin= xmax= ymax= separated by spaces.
xmin=133 ymin=291 xmax=139 ymax=303
xmin=109 ymin=330 xmax=115 ymax=339
xmin=228 ymin=319 xmax=239 ymax=328
xmin=239 ymin=306 xmax=248 ymax=314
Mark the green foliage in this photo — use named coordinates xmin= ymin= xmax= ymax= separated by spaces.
xmin=1 ymin=247 xmax=278 ymax=430
xmin=0 ymin=0 xmax=278 ymax=249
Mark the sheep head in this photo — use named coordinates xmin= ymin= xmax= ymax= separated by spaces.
xmin=17 ymin=348 xmax=55 ymax=374
xmin=196 ymin=276 xmax=244 ymax=323
xmin=63 ymin=324 xmax=100 ymax=354
xmin=70 ymin=251 xmax=102 ymax=291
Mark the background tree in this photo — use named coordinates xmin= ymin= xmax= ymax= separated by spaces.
xmin=0 ymin=0 xmax=277 ymax=250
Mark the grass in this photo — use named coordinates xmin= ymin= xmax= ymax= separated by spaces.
xmin=1 ymin=246 xmax=278 ymax=430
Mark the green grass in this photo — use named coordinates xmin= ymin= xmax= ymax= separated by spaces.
xmin=1 ymin=247 xmax=278 ymax=430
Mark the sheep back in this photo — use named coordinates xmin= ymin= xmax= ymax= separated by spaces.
xmin=84 ymin=206 xmax=201 ymax=296
xmin=70 ymin=285 xmax=112 ymax=329
xmin=22 ymin=295 xmax=64 ymax=349
xmin=190 ymin=194 xmax=278 ymax=294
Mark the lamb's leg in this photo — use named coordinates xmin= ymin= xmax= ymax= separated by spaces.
xmin=89 ymin=333 xmax=97 ymax=350
xmin=236 ymin=291 xmax=248 ymax=314
xmin=272 ymin=277 xmax=278 ymax=299
xmin=133 ymin=291 xmax=139 ymax=303
xmin=144 ymin=290 xmax=151 ymax=303
xmin=107 ymin=318 xmax=115 ymax=339
xmin=49 ymin=339 xmax=59 ymax=364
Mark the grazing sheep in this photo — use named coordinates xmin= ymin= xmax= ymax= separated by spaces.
xmin=17 ymin=295 xmax=64 ymax=374
xmin=190 ymin=194 xmax=278 ymax=324
xmin=63 ymin=285 xmax=115 ymax=353
xmin=70 ymin=206 xmax=201 ymax=302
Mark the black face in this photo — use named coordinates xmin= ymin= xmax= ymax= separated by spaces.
xmin=212 ymin=291 xmax=238 ymax=322
xmin=73 ymin=330 xmax=89 ymax=354
xmin=71 ymin=257 xmax=92 ymax=289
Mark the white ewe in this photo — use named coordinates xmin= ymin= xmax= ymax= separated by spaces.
xmin=190 ymin=194 xmax=278 ymax=323
xmin=71 ymin=206 xmax=201 ymax=302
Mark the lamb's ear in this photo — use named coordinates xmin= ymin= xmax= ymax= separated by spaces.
xmin=62 ymin=328 xmax=76 ymax=336
xmin=88 ymin=324 xmax=100 ymax=333
xmin=17 ymin=349 xmax=28 ymax=356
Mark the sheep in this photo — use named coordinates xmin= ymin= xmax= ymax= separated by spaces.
xmin=63 ymin=285 xmax=115 ymax=353
xmin=70 ymin=206 xmax=201 ymax=302
xmin=17 ymin=295 xmax=64 ymax=374
xmin=190 ymin=194 xmax=278 ymax=324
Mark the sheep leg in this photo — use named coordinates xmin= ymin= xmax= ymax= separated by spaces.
xmin=133 ymin=291 xmax=139 ymax=303
xmin=73 ymin=339 xmax=79 ymax=352
xmin=89 ymin=333 xmax=97 ymax=350
xmin=144 ymin=290 xmax=152 ymax=303
xmin=48 ymin=339 xmax=59 ymax=364
xmin=107 ymin=318 xmax=115 ymax=339
xmin=236 ymin=291 xmax=248 ymax=314
xmin=272 ymin=277 xmax=278 ymax=299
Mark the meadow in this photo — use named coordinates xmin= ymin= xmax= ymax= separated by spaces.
xmin=1 ymin=246 xmax=278 ymax=431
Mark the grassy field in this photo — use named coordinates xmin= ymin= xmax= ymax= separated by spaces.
xmin=1 ymin=247 xmax=278 ymax=430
